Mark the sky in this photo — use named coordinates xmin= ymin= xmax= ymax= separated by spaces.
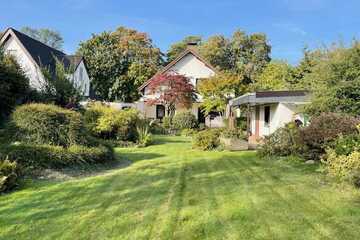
xmin=1 ymin=0 xmax=360 ymax=64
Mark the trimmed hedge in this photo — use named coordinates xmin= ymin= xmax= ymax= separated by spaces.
xmin=0 ymin=159 xmax=19 ymax=192
xmin=11 ymin=103 xmax=87 ymax=147
xmin=84 ymin=102 xmax=139 ymax=141
xmin=173 ymin=111 xmax=198 ymax=130
xmin=192 ymin=129 xmax=221 ymax=150
xmin=1 ymin=143 xmax=114 ymax=168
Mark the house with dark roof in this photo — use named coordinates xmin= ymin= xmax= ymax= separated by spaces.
xmin=0 ymin=28 xmax=90 ymax=97
xmin=136 ymin=44 xmax=226 ymax=127
xmin=229 ymin=90 xmax=311 ymax=144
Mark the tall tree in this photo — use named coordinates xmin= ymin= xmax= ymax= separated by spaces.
xmin=146 ymin=72 xmax=196 ymax=118
xmin=77 ymin=26 xmax=163 ymax=101
xmin=253 ymin=61 xmax=294 ymax=91
xmin=166 ymin=36 xmax=202 ymax=62
xmin=199 ymin=35 xmax=229 ymax=70
xmin=21 ymin=27 xmax=64 ymax=50
xmin=198 ymin=71 xmax=243 ymax=116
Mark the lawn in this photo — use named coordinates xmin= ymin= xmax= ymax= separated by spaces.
xmin=1 ymin=136 xmax=360 ymax=240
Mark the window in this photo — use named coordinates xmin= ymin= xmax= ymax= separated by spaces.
xmin=156 ymin=105 xmax=165 ymax=120
xmin=264 ymin=106 xmax=270 ymax=126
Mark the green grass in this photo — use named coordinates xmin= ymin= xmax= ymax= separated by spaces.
xmin=1 ymin=135 xmax=360 ymax=240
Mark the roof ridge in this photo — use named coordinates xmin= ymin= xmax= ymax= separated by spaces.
xmin=10 ymin=28 xmax=67 ymax=56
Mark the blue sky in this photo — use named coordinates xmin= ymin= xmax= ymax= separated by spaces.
xmin=1 ymin=0 xmax=360 ymax=64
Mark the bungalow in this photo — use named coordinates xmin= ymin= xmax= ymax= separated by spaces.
xmin=0 ymin=28 xmax=90 ymax=97
xmin=229 ymin=90 xmax=311 ymax=144
xmin=136 ymin=44 xmax=225 ymax=127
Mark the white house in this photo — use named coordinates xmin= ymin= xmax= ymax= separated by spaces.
xmin=137 ymin=45 xmax=225 ymax=127
xmin=229 ymin=90 xmax=311 ymax=144
xmin=0 ymin=28 xmax=90 ymax=97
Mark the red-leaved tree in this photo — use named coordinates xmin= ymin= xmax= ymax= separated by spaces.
xmin=146 ymin=72 xmax=196 ymax=118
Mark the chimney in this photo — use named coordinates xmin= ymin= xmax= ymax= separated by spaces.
xmin=186 ymin=42 xmax=198 ymax=50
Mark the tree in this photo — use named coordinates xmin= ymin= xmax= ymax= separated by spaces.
xmin=39 ymin=58 xmax=81 ymax=108
xmin=146 ymin=72 xmax=196 ymax=118
xmin=302 ymin=41 xmax=360 ymax=116
xmin=253 ymin=61 xmax=294 ymax=91
xmin=198 ymin=71 xmax=243 ymax=116
xmin=166 ymin=36 xmax=202 ymax=62
xmin=0 ymin=48 xmax=29 ymax=121
xmin=78 ymin=27 xmax=162 ymax=101
xmin=199 ymin=35 xmax=229 ymax=70
xmin=21 ymin=27 xmax=64 ymax=50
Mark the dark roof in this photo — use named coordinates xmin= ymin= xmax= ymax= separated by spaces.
xmin=138 ymin=47 xmax=217 ymax=91
xmin=2 ymin=28 xmax=83 ymax=73
xmin=230 ymin=90 xmax=311 ymax=107
xmin=256 ymin=90 xmax=308 ymax=98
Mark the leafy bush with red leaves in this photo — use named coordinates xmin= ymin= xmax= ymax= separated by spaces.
xmin=300 ymin=113 xmax=360 ymax=159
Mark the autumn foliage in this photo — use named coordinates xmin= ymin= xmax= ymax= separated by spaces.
xmin=146 ymin=72 xmax=196 ymax=118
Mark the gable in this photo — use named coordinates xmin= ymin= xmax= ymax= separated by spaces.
xmin=139 ymin=49 xmax=216 ymax=91
xmin=167 ymin=53 xmax=215 ymax=82
xmin=2 ymin=34 xmax=45 ymax=89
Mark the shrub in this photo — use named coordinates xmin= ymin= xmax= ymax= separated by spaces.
xmin=0 ymin=52 xmax=29 ymax=122
xmin=220 ymin=128 xmax=246 ymax=139
xmin=300 ymin=113 xmax=359 ymax=159
xmin=0 ymin=159 xmax=19 ymax=192
xmin=84 ymin=102 xmax=139 ymax=141
xmin=324 ymin=149 xmax=360 ymax=186
xmin=149 ymin=120 xmax=166 ymax=134
xmin=331 ymin=134 xmax=360 ymax=156
xmin=136 ymin=120 xmax=152 ymax=147
xmin=1 ymin=143 xmax=114 ymax=168
xmin=10 ymin=103 xmax=87 ymax=147
xmin=258 ymin=123 xmax=302 ymax=157
xmin=172 ymin=111 xmax=198 ymax=130
xmin=192 ymin=129 xmax=221 ymax=150
xmin=181 ymin=128 xmax=197 ymax=137
xmin=162 ymin=116 xmax=172 ymax=130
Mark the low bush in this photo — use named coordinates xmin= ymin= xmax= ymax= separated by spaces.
xmin=136 ymin=120 xmax=152 ymax=147
xmin=84 ymin=102 xmax=139 ymax=141
xmin=258 ymin=123 xmax=302 ymax=157
xmin=192 ymin=129 xmax=221 ymax=150
xmin=0 ymin=159 xmax=19 ymax=192
xmin=1 ymin=143 xmax=114 ymax=168
xmin=181 ymin=128 xmax=197 ymax=137
xmin=10 ymin=103 xmax=87 ymax=147
xmin=300 ymin=113 xmax=359 ymax=159
xmin=324 ymin=149 xmax=360 ymax=186
xmin=220 ymin=128 xmax=246 ymax=139
xmin=148 ymin=119 xmax=166 ymax=134
xmin=172 ymin=111 xmax=198 ymax=130
xmin=162 ymin=116 xmax=172 ymax=130
xmin=331 ymin=133 xmax=360 ymax=156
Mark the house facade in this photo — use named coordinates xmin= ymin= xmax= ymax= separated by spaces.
xmin=230 ymin=90 xmax=311 ymax=144
xmin=0 ymin=28 xmax=90 ymax=97
xmin=137 ymin=46 xmax=224 ymax=127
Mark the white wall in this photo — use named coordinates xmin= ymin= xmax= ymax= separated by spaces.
xmin=144 ymin=53 xmax=215 ymax=99
xmin=3 ymin=36 xmax=45 ymax=89
xmin=250 ymin=102 xmax=307 ymax=137
xmin=71 ymin=60 xmax=90 ymax=97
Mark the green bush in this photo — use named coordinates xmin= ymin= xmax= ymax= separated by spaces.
xmin=220 ymin=128 xmax=246 ymax=139
xmin=331 ymin=134 xmax=360 ymax=156
xmin=84 ymin=102 xmax=139 ymax=141
xmin=162 ymin=116 xmax=172 ymax=130
xmin=149 ymin=120 xmax=166 ymax=134
xmin=324 ymin=149 xmax=360 ymax=186
xmin=300 ymin=113 xmax=359 ymax=159
xmin=10 ymin=103 xmax=87 ymax=147
xmin=258 ymin=123 xmax=302 ymax=157
xmin=1 ymin=143 xmax=114 ymax=168
xmin=192 ymin=129 xmax=221 ymax=150
xmin=0 ymin=159 xmax=19 ymax=192
xmin=181 ymin=128 xmax=197 ymax=137
xmin=136 ymin=120 xmax=152 ymax=147
xmin=172 ymin=111 xmax=198 ymax=130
